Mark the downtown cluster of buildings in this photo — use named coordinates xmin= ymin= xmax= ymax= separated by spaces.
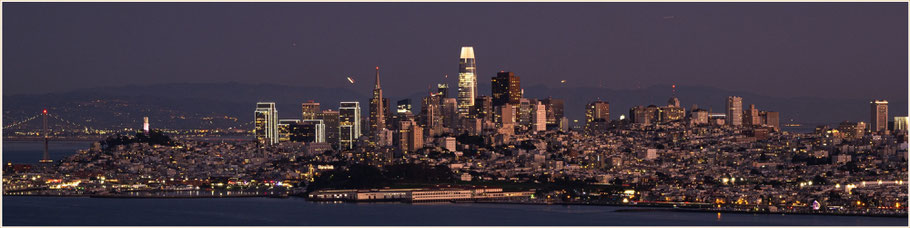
xmin=252 ymin=46 xmax=573 ymax=154
xmin=4 ymin=45 xmax=906 ymax=216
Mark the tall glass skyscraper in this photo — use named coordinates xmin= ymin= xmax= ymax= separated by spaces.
xmin=254 ymin=102 xmax=279 ymax=145
xmin=458 ymin=46 xmax=477 ymax=116
xmin=339 ymin=101 xmax=361 ymax=149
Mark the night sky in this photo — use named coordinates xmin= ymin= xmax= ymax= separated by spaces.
xmin=3 ymin=3 xmax=907 ymax=101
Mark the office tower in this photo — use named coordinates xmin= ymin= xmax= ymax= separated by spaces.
xmin=586 ymin=101 xmax=610 ymax=123
xmin=659 ymin=97 xmax=685 ymax=123
xmin=473 ymin=96 xmax=494 ymax=124
xmin=421 ymin=95 xmax=444 ymax=136
xmin=442 ymin=98 xmax=459 ymax=129
xmin=277 ymin=119 xmax=300 ymax=142
xmin=437 ymin=83 xmax=449 ymax=98
xmin=254 ymin=102 xmax=279 ymax=145
xmin=532 ymin=102 xmax=547 ymax=132
xmin=396 ymin=119 xmax=423 ymax=153
xmin=893 ymin=116 xmax=908 ymax=133
xmin=761 ymin=111 xmax=780 ymax=131
xmin=497 ymin=103 xmax=516 ymax=126
xmin=541 ymin=98 xmax=565 ymax=127
xmin=630 ymin=105 xmax=658 ymax=125
xmin=293 ymin=119 xmax=326 ymax=143
xmin=339 ymin=101 xmax=361 ymax=149
xmin=517 ymin=98 xmax=533 ymax=127
xmin=871 ymin=100 xmax=889 ymax=132
xmin=726 ymin=96 xmax=743 ymax=126
xmin=491 ymin=71 xmax=521 ymax=106
xmin=743 ymin=104 xmax=760 ymax=126
xmin=316 ymin=110 xmax=340 ymax=148
xmin=301 ymin=101 xmax=320 ymax=120
xmin=369 ymin=67 xmax=386 ymax=139
xmin=142 ymin=117 xmax=150 ymax=134
xmin=457 ymin=46 xmax=477 ymax=116
xmin=690 ymin=108 xmax=709 ymax=125
xmin=397 ymin=99 xmax=412 ymax=114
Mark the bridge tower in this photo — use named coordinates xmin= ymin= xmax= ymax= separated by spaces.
xmin=39 ymin=109 xmax=53 ymax=164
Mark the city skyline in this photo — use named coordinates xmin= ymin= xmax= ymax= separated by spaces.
xmin=3 ymin=2 xmax=908 ymax=226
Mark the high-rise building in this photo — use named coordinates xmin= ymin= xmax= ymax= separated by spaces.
xmin=541 ymin=98 xmax=565 ymax=128
xmin=586 ymin=101 xmax=610 ymax=123
xmin=761 ymin=111 xmax=780 ymax=131
xmin=743 ymin=104 xmax=760 ymax=126
xmin=295 ymin=119 xmax=325 ymax=143
xmin=457 ymin=46 xmax=477 ymax=116
xmin=254 ymin=102 xmax=279 ymax=145
xmin=369 ymin=67 xmax=386 ymax=139
xmin=532 ymin=102 xmax=547 ymax=132
xmin=871 ymin=100 xmax=889 ymax=132
xmin=690 ymin=108 xmax=709 ymax=125
xmin=518 ymin=98 xmax=533 ymax=127
xmin=278 ymin=119 xmax=300 ymax=142
xmin=442 ymin=98 xmax=459 ymax=129
xmin=316 ymin=110 xmax=340 ymax=148
xmin=437 ymin=83 xmax=449 ymax=98
xmin=421 ymin=95 xmax=444 ymax=136
xmin=142 ymin=117 xmax=150 ymax=134
xmin=339 ymin=102 xmax=361 ymax=149
xmin=496 ymin=103 xmax=516 ymax=126
xmin=491 ymin=71 xmax=521 ymax=106
xmin=301 ymin=101 xmax=320 ymax=120
xmin=473 ymin=96 xmax=494 ymax=124
xmin=630 ymin=105 xmax=659 ymax=125
xmin=395 ymin=119 xmax=423 ymax=153
xmin=397 ymin=99 xmax=412 ymax=114
xmin=726 ymin=96 xmax=743 ymax=126
xmin=894 ymin=116 xmax=908 ymax=133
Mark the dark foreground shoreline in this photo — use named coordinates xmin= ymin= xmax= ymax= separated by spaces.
xmin=5 ymin=194 xmax=906 ymax=219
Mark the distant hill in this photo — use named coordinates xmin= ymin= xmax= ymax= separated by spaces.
xmin=3 ymin=82 xmax=905 ymax=130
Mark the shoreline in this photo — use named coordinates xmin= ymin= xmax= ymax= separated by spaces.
xmin=5 ymin=194 xmax=905 ymax=218
xmin=471 ymin=201 xmax=908 ymax=218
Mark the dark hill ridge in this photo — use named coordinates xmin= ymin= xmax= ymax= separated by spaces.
xmin=3 ymin=82 xmax=905 ymax=130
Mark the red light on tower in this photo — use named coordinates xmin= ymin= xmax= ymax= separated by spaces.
xmin=376 ymin=66 xmax=379 ymax=70
xmin=43 ymin=109 xmax=47 ymax=114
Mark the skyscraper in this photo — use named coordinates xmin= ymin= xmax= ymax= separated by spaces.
xmin=541 ymin=98 xmax=565 ymax=128
xmin=278 ymin=119 xmax=301 ymax=142
xmin=369 ymin=67 xmax=386 ymax=139
xmin=301 ymin=101 xmax=320 ymax=120
xmin=585 ymin=101 xmax=610 ymax=123
xmin=726 ymin=96 xmax=743 ymax=126
xmin=894 ymin=116 xmax=908 ymax=133
xmin=339 ymin=102 xmax=361 ymax=149
xmin=761 ymin=111 xmax=780 ymax=131
xmin=871 ymin=100 xmax=889 ymax=132
xmin=532 ymin=102 xmax=547 ymax=132
xmin=254 ymin=102 xmax=279 ymax=145
xmin=457 ymin=46 xmax=477 ymax=116
xmin=437 ymin=83 xmax=449 ymax=98
xmin=743 ymin=104 xmax=760 ymax=126
xmin=421 ymin=95 xmax=444 ymax=136
xmin=316 ymin=110 xmax=340 ymax=148
xmin=473 ymin=96 xmax=494 ymax=124
xmin=492 ymin=71 xmax=521 ymax=106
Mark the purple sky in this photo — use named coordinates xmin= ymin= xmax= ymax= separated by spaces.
xmin=3 ymin=3 xmax=907 ymax=100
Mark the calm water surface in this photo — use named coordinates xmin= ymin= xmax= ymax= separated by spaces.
xmin=3 ymin=141 xmax=90 ymax=163
xmin=2 ymin=197 xmax=907 ymax=226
